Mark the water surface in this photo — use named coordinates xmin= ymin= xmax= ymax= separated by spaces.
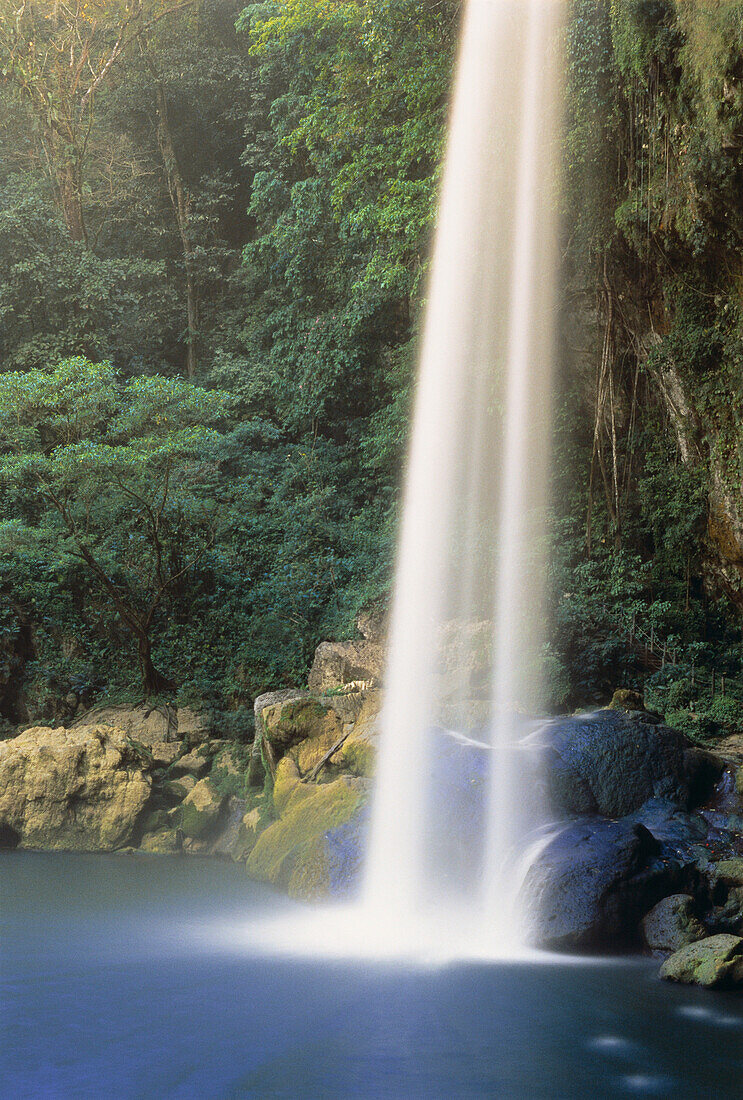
xmin=2 ymin=853 xmax=742 ymax=1099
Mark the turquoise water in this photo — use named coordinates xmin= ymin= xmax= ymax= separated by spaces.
xmin=2 ymin=852 xmax=742 ymax=1099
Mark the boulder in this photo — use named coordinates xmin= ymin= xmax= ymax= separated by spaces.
xmin=0 ymin=725 xmax=150 ymax=850
xmin=251 ymin=689 xmax=379 ymax=789
xmin=641 ymin=895 xmax=707 ymax=953
xmin=713 ymin=858 xmax=743 ymax=887
xmin=246 ymin=776 xmax=368 ymax=900
xmin=521 ymin=819 xmax=691 ymax=950
xmin=149 ymin=741 xmax=181 ymax=768
xmin=162 ymin=774 xmax=196 ymax=802
xmin=660 ymin=934 xmax=743 ymax=988
xmin=140 ymin=828 xmax=182 ymax=854
xmin=537 ymin=710 xmax=720 ymax=818
xmin=307 ymin=640 xmax=384 ymax=694
xmin=70 ymin=703 xmax=210 ymax=747
xmin=355 ymin=607 xmax=387 ymax=643
xmin=71 ymin=703 xmax=178 ymax=744
xmin=169 ymin=748 xmax=210 ymax=780
xmin=178 ymin=778 xmax=225 ymax=840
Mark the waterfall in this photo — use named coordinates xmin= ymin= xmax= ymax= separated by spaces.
xmin=364 ymin=0 xmax=564 ymax=954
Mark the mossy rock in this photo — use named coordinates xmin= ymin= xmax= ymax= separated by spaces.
xmin=714 ymin=859 xmax=743 ymax=887
xmin=609 ymin=689 xmax=645 ymax=712
xmin=246 ymin=776 xmax=366 ymax=900
xmin=179 ymin=778 xmax=225 ymax=840
xmin=162 ymin=775 xmax=196 ymax=802
xmin=140 ymin=828 xmax=182 ymax=854
xmin=660 ymin=934 xmax=743 ymax=987
xmin=260 ymin=694 xmax=343 ymax=751
xmin=736 ymin=766 xmax=743 ymax=798
xmin=273 ymin=756 xmax=302 ymax=814
xmin=232 ymin=790 xmax=274 ymax=863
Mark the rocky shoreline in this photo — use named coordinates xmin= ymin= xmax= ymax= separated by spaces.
xmin=2 ymin=631 xmax=743 ymax=990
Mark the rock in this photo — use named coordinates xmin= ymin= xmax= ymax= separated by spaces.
xmin=522 ymin=819 xmax=691 ymax=950
xmin=162 ymin=774 xmax=196 ymax=802
xmin=641 ymin=895 xmax=707 ymax=952
xmin=71 ymin=703 xmax=179 ymax=744
xmin=307 ymin=640 xmax=384 ymax=694
xmin=355 ymin=607 xmax=387 ymax=643
xmin=609 ymin=688 xmax=646 ymax=711
xmin=660 ymin=934 xmax=743 ymax=988
xmin=175 ymin=706 xmax=211 ymax=747
xmin=251 ymin=688 xmax=379 ymax=790
xmin=537 ymin=710 xmax=718 ymax=818
xmin=713 ymin=859 xmax=743 ymax=887
xmin=70 ymin=703 xmax=210 ymax=747
xmin=169 ymin=748 xmax=210 ymax=780
xmin=232 ymin=796 xmax=273 ymax=863
xmin=0 ymin=725 xmax=150 ymax=850
xmin=178 ymin=778 xmax=225 ymax=840
xmin=736 ymin=766 xmax=743 ymax=797
xmin=246 ymin=776 xmax=368 ymax=900
xmin=706 ymin=886 xmax=743 ymax=936
xmin=149 ymin=741 xmax=181 ymax=768
xmin=140 ymin=828 xmax=182 ymax=854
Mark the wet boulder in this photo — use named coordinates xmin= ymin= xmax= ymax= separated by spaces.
xmin=660 ymin=934 xmax=743 ymax=988
xmin=538 ymin=710 xmax=720 ymax=818
xmin=521 ymin=818 xmax=693 ymax=951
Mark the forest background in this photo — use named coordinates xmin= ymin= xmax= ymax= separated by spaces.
xmin=2 ymin=0 xmax=743 ymax=744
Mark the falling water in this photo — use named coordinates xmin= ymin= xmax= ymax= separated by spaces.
xmin=364 ymin=0 xmax=564 ymax=953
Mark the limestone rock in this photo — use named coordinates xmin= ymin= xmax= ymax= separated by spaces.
xmin=355 ymin=607 xmax=387 ymax=643
xmin=70 ymin=703 xmax=210 ymax=747
xmin=169 ymin=748 xmax=211 ymax=780
xmin=162 ymin=774 xmax=197 ymax=801
xmin=0 ymin=725 xmax=151 ymax=850
xmin=71 ymin=703 xmax=179 ymax=744
xmin=140 ymin=828 xmax=182 ymax=854
xmin=246 ymin=775 xmax=368 ymax=900
xmin=641 ymin=895 xmax=707 ymax=953
xmin=660 ymin=934 xmax=743 ymax=988
xmin=149 ymin=741 xmax=181 ymax=768
xmin=307 ymin=640 xmax=384 ymax=694
xmin=178 ymin=778 xmax=225 ymax=840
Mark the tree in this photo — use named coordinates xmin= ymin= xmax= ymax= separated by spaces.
xmin=0 ymin=357 xmax=229 ymax=694
xmin=0 ymin=0 xmax=191 ymax=245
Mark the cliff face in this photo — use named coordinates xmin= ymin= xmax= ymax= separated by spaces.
xmin=653 ymin=354 xmax=743 ymax=611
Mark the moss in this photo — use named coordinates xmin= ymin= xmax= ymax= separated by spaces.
xmin=179 ymin=778 xmax=224 ymax=839
xmin=246 ymin=776 xmax=365 ymax=899
xmin=339 ymin=736 xmax=376 ymax=778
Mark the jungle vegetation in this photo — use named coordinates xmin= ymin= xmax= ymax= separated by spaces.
xmin=1 ymin=0 xmax=743 ymax=741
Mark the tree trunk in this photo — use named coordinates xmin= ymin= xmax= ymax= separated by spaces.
xmin=137 ymin=632 xmax=175 ymax=697
xmin=156 ymin=85 xmax=199 ymax=378
xmin=59 ymin=157 xmax=88 ymax=245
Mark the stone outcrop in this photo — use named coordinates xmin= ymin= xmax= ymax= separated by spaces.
xmin=70 ymin=703 xmax=209 ymax=746
xmin=246 ymin=775 xmax=369 ymax=899
xmin=307 ymin=640 xmax=384 ymax=694
xmin=0 ymin=725 xmax=151 ymax=850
